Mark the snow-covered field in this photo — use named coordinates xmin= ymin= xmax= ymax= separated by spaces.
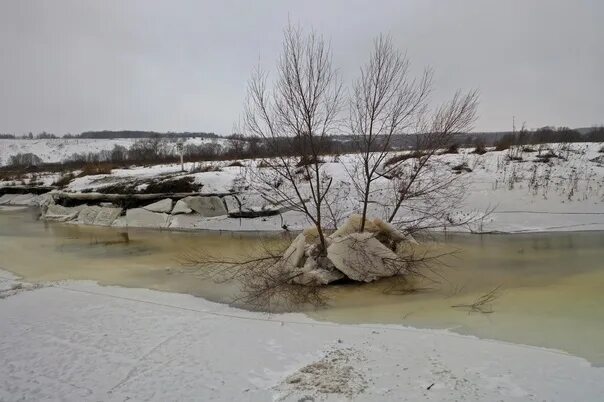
xmin=0 ymin=270 xmax=602 ymax=401
xmin=0 ymin=138 xmax=136 ymax=166
xmin=0 ymin=137 xmax=228 ymax=166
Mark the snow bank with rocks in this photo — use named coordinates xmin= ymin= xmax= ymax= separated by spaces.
xmin=36 ymin=192 xmax=248 ymax=229
xmin=0 ymin=271 xmax=602 ymax=401
xmin=0 ymin=193 xmax=43 ymax=207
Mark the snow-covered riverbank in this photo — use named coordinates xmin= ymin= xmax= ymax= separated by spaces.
xmin=2 ymin=142 xmax=603 ymax=233
xmin=0 ymin=270 xmax=602 ymax=401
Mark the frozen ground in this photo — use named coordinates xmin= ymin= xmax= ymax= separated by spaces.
xmin=0 ymin=269 xmax=603 ymax=401
xmin=2 ymin=142 xmax=604 ymax=233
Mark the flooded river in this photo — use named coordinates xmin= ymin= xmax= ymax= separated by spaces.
xmin=1 ymin=208 xmax=603 ymax=365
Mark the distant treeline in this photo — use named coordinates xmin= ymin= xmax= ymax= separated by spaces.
xmin=1 ymin=127 xmax=602 ymax=144
xmin=72 ymin=131 xmax=218 ymax=139
xmin=373 ymin=126 xmax=604 ymax=150
xmin=3 ymin=126 xmax=604 ymax=172
xmin=0 ymin=131 xmax=218 ymax=140
xmin=475 ymin=126 xmax=604 ymax=149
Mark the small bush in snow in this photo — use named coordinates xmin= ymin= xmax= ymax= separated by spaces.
xmin=296 ymin=155 xmax=324 ymax=167
xmin=472 ymin=143 xmax=487 ymax=155
xmin=441 ymin=143 xmax=459 ymax=154
xmin=452 ymin=162 xmax=472 ymax=173
xmin=78 ymin=163 xmax=113 ymax=177
xmin=383 ymin=151 xmax=426 ymax=167
xmin=53 ymin=172 xmax=76 ymax=188
xmin=144 ymin=177 xmax=199 ymax=194
xmin=9 ymin=153 xmax=43 ymax=168
xmin=495 ymin=137 xmax=512 ymax=151
xmin=190 ymin=163 xmax=222 ymax=173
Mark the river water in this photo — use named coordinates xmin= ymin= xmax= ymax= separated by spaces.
xmin=1 ymin=207 xmax=603 ymax=365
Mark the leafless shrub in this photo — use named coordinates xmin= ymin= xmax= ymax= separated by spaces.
xmin=296 ymin=155 xmax=325 ymax=167
xmin=451 ymin=285 xmax=501 ymax=314
xmin=527 ymin=164 xmax=540 ymax=195
xmin=383 ymin=151 xmax=427 ymax=168
xmin=25 ymin=173 xmax=42 ymax=186
xmin=53 ymin=172 xmax=76 ymax=188
xmin=506 ymin=154 xmax=523 ymax=162
xmin=472 ymin=143 xmax=487 ymax=155
xmin=464 ymin=205 xmax=497 ymax=234
xmin=521 ymin=145 xmax=536 ymax=152
xmin=451 ymin=162 xmax=472 ymax=173
xmin=0 ymin=172 xmax=12 ymax=182
xmin=144 ymin=176 xmax=199 ymax=194
xmin=535 ymin=149 xmax=561 ymax=163
xmin=184 ymin=142 xmax=223 ymax=161
xmin=190 ymin=162 xmax=222 ymax=173
xmin=381 ymin=276 xmax=433 ymax=295
xmin=97 ymin=176 xmax=199 ymax=195
xmin=566 ymin=170 xmax=579 ymax=200
xmin=128 ymin=137 xmax=170 ymax=162
xmin=379 ymin=246 xmax=457 ymax=295
xmin=178 ymin=241 xmax=327 ymax=312
xmin=78 ymin=163 xmax=113 ymax=177
xmin=507 ymin=145 xmax=524 ymax=161
xmin=506 ymin=164 xmax=520 ymax=190
xmin=495 ymin=136 xmax=513 ymax=151
xmin=441 ymin=143 xmax=459 ymax=154
xmin=8 ymin=153 xmax=43 ymax=168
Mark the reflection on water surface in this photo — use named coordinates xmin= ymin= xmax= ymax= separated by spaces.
xmin=1 ymin=208 xmax=603 ymax=365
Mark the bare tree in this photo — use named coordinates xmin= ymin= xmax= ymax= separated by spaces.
xmin=227 ymin=134 xmax=247 ymax=158
xmin=347 ymin=34 xmax=479 ymax=233
xmin=385 ymin=90 xmax=480 ymax=230
xmin=349 ymin=35 xmax=432 ymax=231
xmin=187 ymin=26 xmax=481 ymax=311
xmin=244 ymin=23 xmax=342 ymax=253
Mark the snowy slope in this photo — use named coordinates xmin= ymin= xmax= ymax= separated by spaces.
xmin=0 ymin=137 xmax=229 ymax=166
xmin=0 ymin=138 xmax=136 ymax=165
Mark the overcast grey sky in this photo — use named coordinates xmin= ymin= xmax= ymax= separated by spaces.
xmin=0 ymin=0 xmax=602 ymax=135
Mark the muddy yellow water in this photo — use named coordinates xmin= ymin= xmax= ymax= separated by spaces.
xmin=0 ymin=208 xmax=289 ymax=302
xmin=1 ymin=208 xmax=603 ymax=365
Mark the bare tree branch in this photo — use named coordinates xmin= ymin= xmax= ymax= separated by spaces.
xmin=244 ymin=23 xmax=343 ymax=253
xmin=349 ymin=34 xmax=432 ymax=231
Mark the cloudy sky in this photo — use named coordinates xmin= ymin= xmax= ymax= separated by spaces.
xmin=0 ymin=0 xmax=601 ymax=135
